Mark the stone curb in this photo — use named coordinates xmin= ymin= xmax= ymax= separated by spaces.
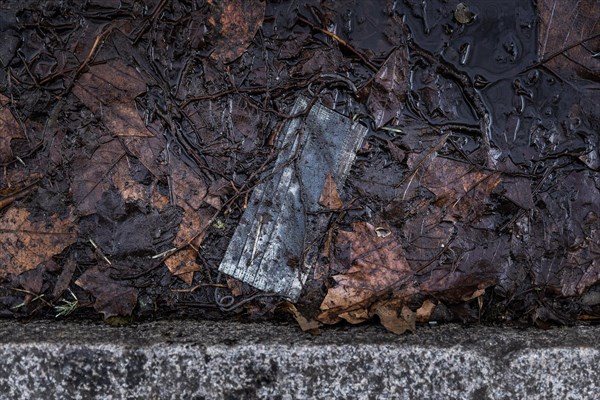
xmin=0 ymin=321 xmax=598 ymax=399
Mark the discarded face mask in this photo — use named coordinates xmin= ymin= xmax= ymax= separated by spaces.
xmin=219 ymin=96 xmax=368 ymax=301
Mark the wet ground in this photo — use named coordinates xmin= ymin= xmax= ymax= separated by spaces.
xmin=0 ymin=0 xmax=598 ymax=332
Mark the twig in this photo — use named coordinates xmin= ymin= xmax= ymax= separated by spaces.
xmin=525 ymin=32 xmax=600 ymax=71
xmin=297 ymin=16 xmax=378 ymax=72
xmin=89 ymin=238 xmax=112 ymax=265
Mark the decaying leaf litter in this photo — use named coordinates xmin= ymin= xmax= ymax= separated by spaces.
xmin=0 ymin=0 xmax=598 ymax=333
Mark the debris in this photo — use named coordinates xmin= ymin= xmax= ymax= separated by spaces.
xmin=454 ymin=3 xmax=475 ymax=25
xmin=165 ymin=249 xmax=203 ymax=286
xmin=0 ymin=0 xmax=598 ymax=330
xmin=0 ymin=94 xmax=24 ymax=164
xmin=317 ymin=222 xmax=416 ymax=326
xmin=319 ymin=174 xmax=343 ymax=210
xmin=72 ymin=60 xmax=151 ymax=138
xmin=206 ymin=0 xmax=266 ymax=63
xmin=75 ymin=266 xmax=138 ymax=319
xmin=366 ymin=46 xmax=410 ymax=129
xmin=54 ymin=289 xmax=79 ymax=318
xmin=416 ymin=300 xmax=437 ymax=323
xmin=282 ymin=302 xmax=322 ymax=334
xmin=372 ymin=300 xmax=416 ymax=335
xmin=219 ymin=97 xmax=368 ymax=301
xmin=0 ymin=208 xmax=77 ymax=279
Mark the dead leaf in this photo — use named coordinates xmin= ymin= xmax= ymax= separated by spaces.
xmin=75 ymin=266 xmax=138 ymax=318
xmin=537 ymin=0 xmax=600 ymax=78
xmin=226 ymin=276 xmax=244 ymax=297
xmin=122 ymin=133 xmax=211 ymax=249
xmin=416 ymin=300 xmax=437 ymax=322
xmin=17 ymin=266 xmax=44 ymax=295
xmin=513 ymin=171 xmax=600 ymax=297
xmin=366 ymin=45 xmax=410 ymax=128
xmin=173 ymin=201 xmax=213 ymax=251
xmin=0 ymin=208 xmax=77 ymax=279
xmin=0 ymin=94 xmax=24 ymax=164
xmin=283 ymin=302 xmax=322 ymax=334
xmin=319 ymin=174 xmax=343 ymax=210
xmin=407 ymin=154 xmax=501 ymax=219
xmin=372 ymin=300 xmax=416 ymax=335
xmin=318 ymin=222 xmax=416 ymax=324
xmin=207 ymin=0 xmax=266 ymax=63
xmin=72 ymin=60 xmax=151 ymax=137
xmin=462 ymin=287 xmax=486 ymax=302
xmin=205 ymin=179 xmax=231 ymax=210
xmin=72 ymin=139 xmax=125 ymax=216
xmin=164 ymin=249 xmax=203 ymax=285
xmin=52 ymin=258 xmax=77 ymax=300
xmin=418 ymin=233 xmax=504 ymax=302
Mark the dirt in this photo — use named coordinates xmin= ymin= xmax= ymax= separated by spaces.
xmin=0 ymin=0 xmax=598 ymax=332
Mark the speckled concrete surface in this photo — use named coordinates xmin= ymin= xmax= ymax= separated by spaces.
xmin=0 ymin=320 xmax=598 ymax=399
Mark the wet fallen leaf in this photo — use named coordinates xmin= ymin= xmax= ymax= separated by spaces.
xmin=319 ymin=174 xmax=343 ymax=210
xmin=205 ymin=179 xmax=231 ymax=210
xmin=226 ymin=276 xmax=244 ymax=297
xmin=417 ymin=227 xmax=507 ymax=302
xmin=0 ymin=208 xmax=77 ymax=279
xmin=17 ymin=266 xmax=44 ymax=298
xmin=52 ymin=258 xmax=77 ymax=300
xmin=522 ymin=171 xmax=600 ymax=297
xmin=410 ymin=155 xmax=501 ymax=219
xmin=80 ymin=190 xmax=181 ymax=259
xmin=72 ymin=60 xmax=151 ymax=137
xmin=164 ymin=249 xmax=203 ymax=285
xmin=0 ymin=94 xmax=24 ymax=164
xmin=122 ymin=133 xmax=211 ymax=250
xmin=318 ymin=222 xmax=417 ymax=325
xmin=372 ymin=300 xmax=416 ymax=335
xmin=537 ymin=0 xmax=600 ymax=78
xmin=416 ymin=299 xmax=437 ymax=322
xmin=111 ymin=156 xmax=158 ymax=205
xmin=72 ymin=139 xmax=126 ymax=216
xmin=207 ymin=0 xmax=266 ymax=63
xmin=75 ymin=266 xmax=138 ymax=318
xmin=283 ymin=302 xmax=322 ymax=334
xmin=366 ymin=45 xmax=410 ymax=128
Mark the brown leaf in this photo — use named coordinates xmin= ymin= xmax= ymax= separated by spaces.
xmin=319 ymin=174 xmax=343 ymax=210
xmin=16 ymin=265 xmax=45 ymax=306
xmin=416 ymin=300 xmax=437 ymax=323
xmin=122 ymin=134 xmax=211 ymax=249
xmin=283 ymin=302 xmax=322 ymax=334
xmin=519 ymin=171 xmax=600 ymax=297
xmin=537 ymin=0 xmax=600 ymax=78
xmin=0 ymin=94 xmax=24 ymax=164
xmin=73 ymin=60 xmax=151 ymax=137
xmin=366 ymin=45 xmax=410 ymax=128
xmin=386 ymin=140 xmax=405 ymax=163
xmin=206 ymin=0 xmax=266 ymax=63
xmin=205 ymin=178 xmax=232 ymax=210
xmin=72 ymin=139 xmax=125 ymax=216
xmin=52 ymin=258 xmax=77 ymax=300
xmin=318 ymin=222 xmax=416 ymax=324
xmin=0 ymin=208 xmax=77 ymax=279
xmin=75 ymin=266 xmax=138 ymax=318
xmin=226 ymin=276 xmax=244 ymax=297
xmin=111 ymin=157 xmax=156 ymax=205
xmin=164 ymin=249 xmax=203 ymax=285
xmin=408 ymin=154 xmax=501 ymax=219
xmin=371 ymin=300 xmax=416 ymax=335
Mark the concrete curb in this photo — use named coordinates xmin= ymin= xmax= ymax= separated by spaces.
xmin=0 ymin=320 xmax=598 ymax=399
